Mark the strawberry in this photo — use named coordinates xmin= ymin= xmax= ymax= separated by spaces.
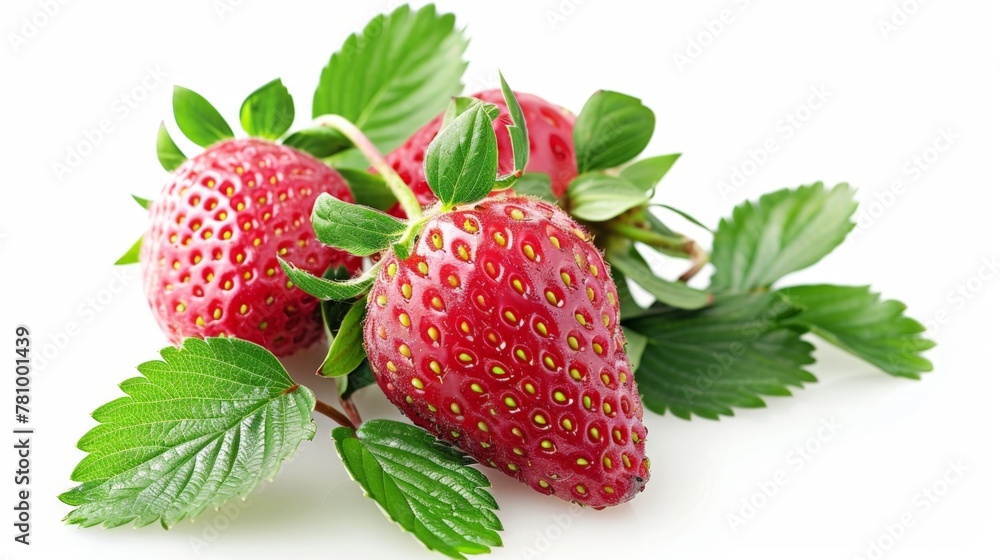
xmin=384 ymin=89 xmax=577 ymax=214
xmin=363 ymin=194 xmax=649 ymax=507
xmin=141 ymin=138 xmax=361 ymax=356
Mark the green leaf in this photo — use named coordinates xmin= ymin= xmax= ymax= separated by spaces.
xmin=425 ymin=103 xmax=499 ymax=209
xmin=498 ymin=71 xmax=528 ymax=176
xmin=59 ymin=337 xmax=316 ymax=528
xmin=282 ymin=126 xmax=352 ymax=159
xmin=778 ymin=284 xmax=934 ymax=379
xmin=318 ymin=298 xmax=367 ymax=378
xmin=611 ymin=266 xmax=648 ymax=320
xmin=441 ymin=97 xmax=486 ymax=131
xmin=239 ymin=78 xmax=295 ymax=140
xmin=622 ymin=326 xmax=648 ymax=370
xmin=132 ymin=195 xmax=152 ymax=210
xmin=624 ymin=293 xmax=816 ymax=420
xmin=607 ymin=245 xmax=711 ymax=310
xmin=340 ymin=359 xmax=376 ymax=399
xmin=311 ymin=193 xmax=407 ymax=256
xmin=510 ymin=172 xmax=556 ymax=202
xmin=711 ymin=182 xmax=858 ymax=293
xmin=172 ymin=86 xmax=234 ymax=148
xmin=280 ymin=259 xmax=374 ymax=301
xmin=650 ymin=204 xmax=713 ymax=234
xmin=312 ymin=4 xmax=469 ymax=154
xmin=114 ymin=237 xmax=142 ymax=266
xmin=620 ymin=154 xmax=681 ymax=193
xmin=574 ymin=90 xmax=655 ymax=173
xmin=337 ymin=168 xmax=396 ymax=211
xmin=566 ymin=173 xmax=649 ymax=221
xmin=156 ymin=122 xmax=186 ymax=172
xmin=333 ymin=420 xmax=502 ymax=559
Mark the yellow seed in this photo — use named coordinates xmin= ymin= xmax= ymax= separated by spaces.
xmin=549 ymin=236 xmax=561 ymax=249
xmin=427 ymin=326 xmax=439 ymax=341
xmin=533 ymin=414 xmax=547 ymax=426
xmin=632 ymin=431 xmax=640 ymax=443
xmin=235 ymin=253 xmax=244 ymax=263
xmin=429 ymin=360 xmax=442 ymax=375
xmin=203 ymin=230 xmax=213 ymax=239
xmin=176 ymin=302 xmax=187 ymax=312
xmin=399 ymin=344 xmax=411 ymax=358
xmin=386 ymin=361 xmax=398 ymax=372
xmin=387 ymin=263 xmax=397 ymax=278
xmin=539 ymin=480 xmax=550 ymax=488
xmin=451 ymin=430 xmax=461 ymax=438
xmin=503 ymin=310 xmax=517 ymax=323
xmin=622 ymin=454 xmax=632 ymax=468
xmin=172 ymin=260 xmax=181 ymax=270
xmin=567 ymin=336 xmax=579 ymax=351
xmin=589 ymin=264 xmax=599 ymax=277
xmin=478 ymin=421 xmax=489 ymax=432
xmin=460 ymin=321 xmax=471 ymax=333
xmin=590 ymin=427 xmax=601 ymax=441
xmin=222 ymin=231 xmax=231 ymax=239
xmin=603 ymin=314 xmax=611 ymax=327
xmin=524 ymin=383 xmax=536 ymax=395
xmin=512 ymin=427 xmax=524 ymax=438
xmin=213 ymin=309 xmax=222 ymax=320
xmin=447 ymin=274 xmax=460 ymax=287
xmin=511 ymin=278 xmax=524 ymax=294
xmin=575 ymin=484 xmax=587 ymax=495
xmin=507 ymin=463 xmax=518 ymax=471
xmin=545 ymin=290 xmax=558 ymax=306
xmin=607 ymin=292 xmax=616 ymax=305
xmin=463 ymin=219 xmax=478 ymax=233
xmin=543 ymin=355 xmax=556 ymax=370
xmin=471 ymin=383 xmax=484 ymax=393
xmin=457 ymin=245 xmax=470 ymax=261
xmin=583 ymin=396 xmax=592 ymax=409
xmin=621 ymin=372 xmax=629 ymax=383
xmin=412 ymin=378 xmax=425 ymax=390
xmin=431 ymin=233 xmax=443 ymax=249
xmin=561 ymin=418 xmax=573 ymax=430
xmin=604 ymin=486 xmax=615 ymax=494
xmin=195 ymin=316 xmax=205 ymax=327
xmin=431 ymin=296 xmax=444 ymax=309
xmin=593 ymin=342 xmax=604 ymax=355
xmin=239 ymin=304 xmax=248 ymax=314
xmin=513 ymin=447 xmax=525 ymax=456
xmin=561 ymin=272 xmax=572 ymax=287
xmin=258 ymin=321 xmax=268 ymax=330
xmin=401 ymin=283 xmax=412 ymax=299
xmin=485 ymin=262 xmax=497 ymax=277
xmin=458 ymin=352 xmax=473 ymax=363
xmin=265 ymin=296 xmax=274 ymax=306
xmin=604 ymin=402 xmax=613 ymax=415
xmin=522 ymin=244 xmax=536 ymax=260
xmin=601 ymin=372 xmax=611 ymax=386
xmin=576 ymin=458 xmax=589 ymax=466
xmin=613 ymin=429 xmax=623 ymax=442
xmin=570 ymin=368 xmax=583 ymax=381
xmin=193 ymin=255 xmax=202 ymax=264
xmin=399 ymin=313 xmax=411 ymax=327
xmin=266 ymin=267 xmax=275 ymax=277
xmin=491 ymin=365 xmax=507 ymax=376
xmin=450 ymin=403 xmax=461 ymax=415
xmin=494 ymin=232 xmax=506 ymax=246
xmin=510 ymin=208 xmax=524 ymax=220
xmin=504 ymin=396 xmax=517 ymax=408
xmin=534 ymin=322 xmax=548 ymax=336
xmin=427 ymin=404 xmax=437 ymax=412
xmin=603 ymin=457 xmax=612 ymax=469
xmin=376 ymin=294 xmax=387 ymax=307
xmin=476 ymin=294 xmax=486 ymax=307
xmin=418 ymin=262 xmax=429 ymax=275
xmin=553 ymin=391 xmax=567 ymax=403
xmin=573 ymin=228 xmax=587 ymax=240
xmin=540 ymin=440 xmax=553 ymax=450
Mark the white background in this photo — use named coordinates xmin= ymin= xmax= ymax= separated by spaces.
xmin=2 ymin=0 xmax=997 ymax=558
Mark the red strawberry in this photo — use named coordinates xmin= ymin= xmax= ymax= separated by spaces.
xmin=141 ymin=138 xmax=361 ymax=356
xmin=363 ymin=194 xmax=649 ymax=507
xmin=384 ymin=89 xmax=577 ymax=214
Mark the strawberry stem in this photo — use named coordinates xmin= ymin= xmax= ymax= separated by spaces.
xmin=313 ymin=114 xmax=423 ymax=220
xmin=605 ymin=221 xmax=710 ymax=283
xmin=314 ymin=397 xmax=357 ymax=429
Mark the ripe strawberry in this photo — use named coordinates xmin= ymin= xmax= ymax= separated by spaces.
xmin=363 ymin=194 xmax=649 ymax=507
xmin=384 ymin=89 xmax=577 ymax=213
xmin=141 ymin=138 xmax=361 ymax=356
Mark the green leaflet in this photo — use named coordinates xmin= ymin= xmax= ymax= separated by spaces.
xmin=711 ymin=182 xmax=858 ymax=293
xmin=280 ymin=258 xmax=375 ymax=301
xmin=606 ymin=245 xmax=711 ymax=310
xmin=59 ymin=338 xmax=316 ymax=528
xmin=778 ymin=284 xmax=934 ymax=379
xmin=567 ymin=173 xmax=649 ymax=221
xmin=425 ymin=102 xmax=499 ymax=209
xmin=510 ymin=172 xmax=557 ymax=202
xmin=574 ymin=90 xmax=655 ymax=172
xmin=498 ymin=71 xmax=529 ymax=177
xmin=283 ymin=126 xmax=352 ymax=159
xmin=114 ymin=237 xmax=143 ymax=266
xmin=318 ymin=298 xmax=367 ymax=378
xmin=156 ymin=122 xmax=186 ymax=172
xmin=619 ymin=153 xmax=681 ymax=193
xmin=624 ymin=292 xmax=816 ymax=420
xmin=239 ymin=78 xmax=295 ymax=140
xmin=333 ymin=420 xmax=502 ymax=559
xmin=312 ymin=4 xmax=469 ymax=154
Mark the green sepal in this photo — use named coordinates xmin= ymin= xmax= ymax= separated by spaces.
xmin=283 ymin=126 xmax=352 ymax=159
xmin=425 ymin=102 xmax=499 ymax=209
xmin=131 ymin=195 xmax=152 ymax=210
xmin=574 ymin=90 xmax=655 ymax=173
xmin=311 ymin=194 xmax=408 ymax=256
xmin=239 ymin=78 xmax=295 ymax=140
xmin=510 ymin=172 xmax=556 ymax=202
xmin=318 ymin=298 xmax=368 ymax=378
xmin=114 ymin=237 xmax=143 ymax=266
xmin=172 ymin=86 xmax=234 ymax=147
xmin=620 ymin=154 xmax=681 ymax=193
xmin=280 ymin=259 xmax=375 ymax=301
xmin=498 ymin=71 xmax=528 ymax=176
xmin=156 ymin=122 xmax=186 ymax=172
